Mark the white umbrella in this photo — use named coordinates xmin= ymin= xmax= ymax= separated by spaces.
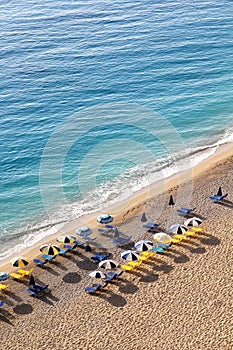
xmin=134 ymin=240 xmax=153 ymax=252
xmin=170 ymin=224 xmax=188 ymax=235
xmin=97 ymin=214 xmax=114 ymax=224
xmin=121 ymin=250 xmax=140 ymax=261
xmin=89 ymin=271 xmax=107 ymax=279
xmin=184 ymin=217 xmax=202 ymax=227
xmin=98 ymin=260 xmax=118 ymax=270
xmin=152 ymin=232 xmax=172 ymax=244
xmin=76 ymin=227 xmax=93 ymax=236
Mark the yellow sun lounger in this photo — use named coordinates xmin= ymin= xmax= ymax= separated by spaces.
xmin=0 ymin=283 xmax=10 ymax=291
xmin=192 ymin=226 xmax=207 ymax=233
xmin=140 ymin=252 xmax=154 ymax=260
xmin=10 ymin=272 xmax=26 ymax=280
xmin=128 ymin=260 xmax=143 ymax=268
xmin=17 ymin=268 xmax=34 ymax=276
xmin=185 ymin=231 xmax=196 ymax=236
xmin=121 ymin=264 xmax=134 ymax=271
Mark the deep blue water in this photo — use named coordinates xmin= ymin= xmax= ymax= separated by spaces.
xmin=1 ymin=0 xmax=233 ymax=259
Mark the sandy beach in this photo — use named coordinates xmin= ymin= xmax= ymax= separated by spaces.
xmin=0 ymin=144 xmax=232 ymax=350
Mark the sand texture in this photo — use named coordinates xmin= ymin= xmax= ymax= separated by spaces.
xmin=0 ymin=153 xmax=232 ymax=350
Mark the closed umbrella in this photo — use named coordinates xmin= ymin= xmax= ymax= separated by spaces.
xmin=40 ymin=244 xmax=60 ymax=256
xmin=99 ymin=260 xmax=118 ymax=270
xmin=169 ymin=195 xmax=175 ymax=206
xmin=10 ymin=257 xmax=29 ymax=268
xmin=140 ymin=212 xmax=147 ymax=223
xmin=134 ymin=240 xmax=153 ymax=252
xmin=217 ymin=186 xmax=222 ymax=196
xmin=121 ymin=250 xmax=140 ymax=262
xmin=184 ymin=217 xmax=202 ymax=227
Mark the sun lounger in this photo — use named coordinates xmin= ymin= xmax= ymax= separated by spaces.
xmin=152 ymin=246 xmax=164 ymax=253
xmin=140 ymin=251 xmax=154 ymax=259
xmin=0 ymin=283 xmax=10 ymax=291
xmin=185 ymin=231 xmax=196 ymax=236
xmin=107 ymin=271 xmax=123 ymax=279
xmin=157 ymin=243 xmax=171 ymax=249
xmin=27 ymin=284 xmax=49 ymax=296
xmin=85 ymin=283 xmax=106 ymax=294
xmin=177 ymin=207 xmax=196 ymax=215
xmin=147 ymin=222 xmax=159 ymax=227
xmin=128 ymin=260 xmax=142 ymax=268
xmin=105 ymin=224 xmax=115 ymax=229
xmin=191 ymin=226 xmax=207 ymax=233
xmin=0 ymin=301 xmax=4 ymax=307
xmin=42 ymin=254 xmax=57 ymax=262
xmin=121 ymin=264 xmax=134 ymax=271
xmin=112 ymin=236 xmax=132 ymax=246
xmin=17 ymin=268 xmax=34 ymax=276
xmin=10 ymin=272 xmax=26 ymax=280
xmin=33 ymin=258 xmax=48 ymax=267
xmin=59 ymin=248 xmax=70 ymax=256
xmin=91 ymin=253 xmax=111 ymax=263
xmin=210 ymin=194 xmax=228 ymax=202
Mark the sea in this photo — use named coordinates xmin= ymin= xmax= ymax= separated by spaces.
xmin=1 ymin=0 xmax=233 ymax=261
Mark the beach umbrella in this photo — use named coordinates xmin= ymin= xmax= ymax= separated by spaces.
xmin=217 ymin=186 xmax=222 ymax=196
xmin=184 ymin=217 xmax=202 ymax=227
xmin=0 ymin=272 xmax=10 ymax=281
xmin=29 ymin=274 xmax=36 ymax=286
xmin=170 ymin=224 xmax=188 ymax=235
xmin=97 ymin=214 xmax=114 ymax=224
xmin=40 ymin=244 xmax=60 ymax=256
xmin=152 ymin=232 xmax=172 ymax=244
xmin=140 ymin=212 xmax=147 ymax=223
xmin=89 ymin=271 xmax=107 ymax=279
xmin=169 ymin=195 xmax=175 ymax=206
xmin=99 ymin=260 xmax=118 ymax=270
xmin=76 ymin=227 xmax=93 ymax=237
xmin=134 ymin=240 xmax=153 ymax=252
xmin=57 ymin=235 xmax=76 ymax=244
xmin=10 ymin=257 xmax=29 ymax=268
xmin=121 ymin=250 xmax=140 ymax=262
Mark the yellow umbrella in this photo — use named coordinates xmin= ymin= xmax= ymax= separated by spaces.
xmin=10 ymin=257 xmax=30 ymax=268
xmin=40 ymin=244 xmax=60 ymax=256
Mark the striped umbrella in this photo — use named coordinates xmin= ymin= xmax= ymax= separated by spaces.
xmin=89 ymin=271 xmax=107 ymax=279
xmin=57 ymin=235 xmax=76 ymax=244
xmin=10 ymin=257 xmax=30 ymax=268
xmin=121 ymin=250 xmax=140 ymax=262
xmin=170 ymin=224 xmax=188 ymax=235
xmin=99 ymin=260 xmax=118 ymax=270
xmin=152 ymin=232 xmax=172 ymax=244
xmin=184 ymin=217 xmax=202 ymax=227
xmin=0 ymin=272 xmax=10 ymax=281
xmin=76 ymin=227 xmax=93 ymax=237
xmin=134 ymin=240 xmax=153 ymax=252
xmin=97 ymin=214 xmax=114 ymax=224
xmin=40 ymin=244 xmax=60 ymax=256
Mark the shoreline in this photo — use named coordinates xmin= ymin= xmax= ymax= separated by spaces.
xmin=0 ymin=141 xmax=233 ymax=270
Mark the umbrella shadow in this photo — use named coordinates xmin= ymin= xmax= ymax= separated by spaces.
xmin=62 ymin=272 xmax=82 ymax=284
xmin=199 ymin=233 xmax=221 ymax=246
xmin=76 ymin=258 xmax=98 ymax=271
xmin=13 ymin=303 xmax=33 ymax=315
xmin=96 ymin=290 xmax=127 ymax=307
xmin=118 ymin=280 xmax=139 ymax=294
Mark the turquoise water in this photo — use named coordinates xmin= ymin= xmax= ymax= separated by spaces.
xmin=1 ymin=0 xmax=233 ymax=259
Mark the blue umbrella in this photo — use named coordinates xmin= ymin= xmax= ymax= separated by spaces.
xmin=97 ymin=214 xmax=114 ymax=224
xmin=0 ymin=272 xmax=10 ymax=281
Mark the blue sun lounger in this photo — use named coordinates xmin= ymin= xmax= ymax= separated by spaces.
xmin=152 ymin=246 xmax=164 ymax=253
xmin=0 ymin=301 xmax=4 ymax=307
xmin=177 ymin=207 xmax=196 ymax=215
xmin=91 ymin=253 xmax=111 ymax=263
xmin=33 ymin=258 xmax=48 ymax=267
xmin=112 ymin=236 xmax=132 ymax=246
xmin=27 ymin=284 xmax=49 ymax=296
xmin=85 ymin=283 xmax=106 ymax=294
xmin=42 ymin=254 xmax=57 ymax=262
xmin=210 ymin=194 xmax=228 ymax=202
xmin=107 ymin=271 xmax=123 ymax=279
